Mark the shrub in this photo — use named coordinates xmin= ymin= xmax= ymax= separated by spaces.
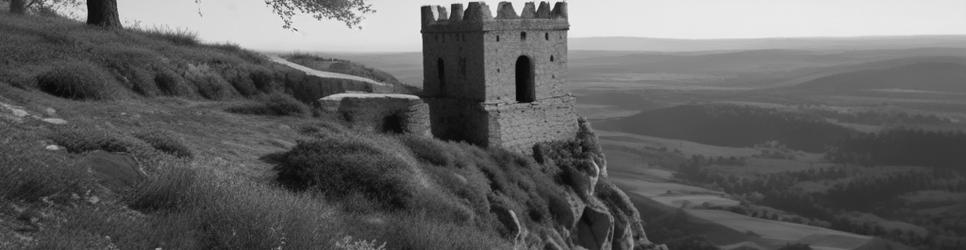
xmin=134 ymin=130 xmax=193 ymax=159
xmin=226 ymin=92 xmax=311 ymax=117
xmin=153 ymin=66 xmax=193 ymax=97
xmin=273 ymin=138 xmax=416 ymax=210
xmin=399 ymin=134 xmax=455 ymax=166
xmin=36 ymin=61 xmax=118 ymax=100
xmin=48 ymin=127 xmax=142 ymax=154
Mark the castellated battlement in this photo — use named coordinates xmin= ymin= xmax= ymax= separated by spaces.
xmin=422 ymin=2 xmax=568 ymax=31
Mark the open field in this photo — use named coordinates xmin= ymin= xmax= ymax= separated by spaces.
xmin=614 ymin=171 xmax=886 ymax=250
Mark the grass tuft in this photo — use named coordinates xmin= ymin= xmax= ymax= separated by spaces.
xmin=47 ymin=127 xmax=141 ymax=154
xmin=134 ymin=130 xmax=193 ymax=159
xmin=36 ymin=61 xmax=119 ymax=100
xmin=138 ymin=25 xmax=199 ymax=46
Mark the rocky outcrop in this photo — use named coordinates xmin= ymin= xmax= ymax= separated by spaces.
xmin=529 ymin=119 xmax=667 ymax=250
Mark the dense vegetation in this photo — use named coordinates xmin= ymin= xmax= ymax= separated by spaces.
xmin=827 ymin=128 xmax=966 ymax=169
xmin=675 ymin=157 xmax=966 ymax=250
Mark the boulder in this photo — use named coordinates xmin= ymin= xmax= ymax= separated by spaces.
xmin=574 ymin=203 xmax=614 ymax=250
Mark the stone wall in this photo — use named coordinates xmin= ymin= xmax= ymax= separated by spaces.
xmin=486 ymin=95 xmax=579 ymax=152
xmin=426 ymin=97 xmax=492 ymax=145
xmin=319 ymin=94 xmax=431 ymax=136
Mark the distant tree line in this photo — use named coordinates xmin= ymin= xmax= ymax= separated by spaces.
xmin=674 ymin=159 xmax=966 ymax=250
xmin=608 ymin=104 xmax=856 ymax=153
xmin=826 ymin=128 xmax=966 ymax=169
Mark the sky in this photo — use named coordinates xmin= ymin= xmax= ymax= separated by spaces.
xmin=118 ymin=0 xmax=966 ymax=52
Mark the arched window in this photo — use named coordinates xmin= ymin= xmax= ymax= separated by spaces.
xmin=550 ymin=55 xmax=555 ymax=62
xmin=515 ymin=56 xmax=535 ymax=103
xmin=545 ymin=33 xmax=550 ymax=40
xmin=521 ymin=32 xmax=527 ymax=41
xmin=437 ymin=58 xmax=446 ymax=96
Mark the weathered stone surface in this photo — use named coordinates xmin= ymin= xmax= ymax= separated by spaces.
xmin=575 ymin=203 xmax=615 ymax=250
xmin=319 ymin=93 xmax=431 ymax=136
xmin=422 ymin=1 xmax=576 ymax=152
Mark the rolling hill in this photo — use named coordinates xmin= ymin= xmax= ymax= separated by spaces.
xmin=788 ymin=57 xmax=966 ymax=93
xmin=570 ymin=36 xmax=966 ymax=52
xmin=597 ymin=103 xmax=856 ymax=152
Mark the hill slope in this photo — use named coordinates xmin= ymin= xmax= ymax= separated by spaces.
xmin=0 ymin=12 xmax=665 ymax=250
xmin=598 ymin=103 xmax=856 ymax=152
xmin=789 ymin=58 xmax=966 ymax=93
xmin=570 ymin=36 xmax=966 ymax=52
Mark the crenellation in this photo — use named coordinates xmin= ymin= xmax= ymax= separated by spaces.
xmin=463 ymin=2 xmax=493 ymax=23
xmin=521 ymin=3 xmax=537 ymax=18
xmin=421 ymin=2 xmax=568 ymax=32
xmin=536 ymin=2 xmax=551 ymax=18
xmin=496 ymin=2 xmax=518 ymax=19
xmin=552 ymin=2 xmax=567 ymax=19
xmin=450 ymin=4 xmax=464 ymax=22
xmin=421 ymin=6 xmax=436 ymax=28
xmin=436 ymin=6 xmax=449 ymax=21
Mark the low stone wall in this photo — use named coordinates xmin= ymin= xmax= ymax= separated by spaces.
xmin=319 ymin=94 xmax=430 ymax=136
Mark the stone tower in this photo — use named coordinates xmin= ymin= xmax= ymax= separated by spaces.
xmin=421 ymin=1 xmax=579 ymax=151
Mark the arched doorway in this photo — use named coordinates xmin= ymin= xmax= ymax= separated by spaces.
xmin=515 ymin=56 xmax=535 ymax=103
xmin=437 ymin=58 xmax=447 ymax=96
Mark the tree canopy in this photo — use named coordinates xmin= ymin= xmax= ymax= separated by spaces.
xmin=261 ymin=0 xmax=375 ymax=30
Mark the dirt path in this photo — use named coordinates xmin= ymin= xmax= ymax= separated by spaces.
xmin=268 ymin=56 xmax=388 ymax=87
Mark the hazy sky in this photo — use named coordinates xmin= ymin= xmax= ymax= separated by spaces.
xmin=119 ymin=0 xmax=966 ymax=52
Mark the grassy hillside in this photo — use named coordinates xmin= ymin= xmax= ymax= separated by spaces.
xmin=0 ymin=12 xmax=661 ymax=250
xmin=0 ymin=13 xmax=409 ymax=105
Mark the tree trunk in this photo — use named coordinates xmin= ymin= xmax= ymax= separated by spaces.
xmin=86 ymin=0 xmax=122 ymax=28
xmin=10 ymin=0 xmax=27 ymax=14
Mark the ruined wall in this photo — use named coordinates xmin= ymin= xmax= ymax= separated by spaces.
xmin=320 ymin=95 xmax=431 ymax=136
xmin=486 ymin=95 xmax=579 ymax=152
xmin=426 ymin=97 xmax=491 ymax=145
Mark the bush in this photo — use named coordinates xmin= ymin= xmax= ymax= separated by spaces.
xmin=134 ymin=130 xmax=193 ymax=159
xmin=399 ymin=134 xmax=455 ymax=166
xmin=226 ymin=92 xmax=311 ymax=117
xmin=36 ymin=61 xmax=118 ymax=100
xmin=48 ymin=127 xmax=143 ymax=154
xmin=273 ymin=138 xmax=416 ymax=210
